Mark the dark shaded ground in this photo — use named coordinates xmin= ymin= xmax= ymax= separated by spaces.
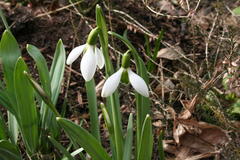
xmin=1 ymin=0 xmax=240 ymax=159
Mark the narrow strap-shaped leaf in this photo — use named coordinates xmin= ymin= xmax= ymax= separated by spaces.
xmin=57 ymin=117 xmax=111 ymax=160
xmin=0 ymin=30 xmax=21 ymax=101
xmin=41 ymin=39 xmax=65 ymax=137
xmin=0 ymin=30 xmax=21 ymax=146
xmin=49 ymin=39 xmax=66 ymax=101
xmin=14 ymin=57 xmax=38 ymax=154
xmin=24 ymin=72 xmax=60 ymax=117
xmin=27 ymin=44 xmax=51 ymax=96
xmin=0 ymin=140 xmax=22 ymax=160
xmin=158 ymin=131 xmax=165 ymax=160
xmin=8 ymin=113 xmax=18 ymax=144
xmin=0 ymin=9 xmax=10 ymax=30
xmin=96 ymin=6 xmax=123 ymax=160
xmin=137 ymin=115 xmax=153 ymax=160
xmin=122 ymin=113 xmax=133 ymax=160
xmin=70 ymin=148 xmax=84 ymax=157
xmin=48 ymin=136 xmax=75 ymax=160
xmin=0 ymin=90 xmax=15 ymax=114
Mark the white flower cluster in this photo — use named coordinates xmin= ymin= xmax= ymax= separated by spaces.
xmin=66 ymin=39 xmax=149 ymax=97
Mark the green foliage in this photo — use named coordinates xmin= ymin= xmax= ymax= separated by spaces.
xmin=14 ymin=57 xmax=39 ymax=154
xmin=137 ymin=115 xmax=153 ymax=160
xmin=230 ymin=99 xmax=240 ymax=116
xmin=0 ymin=4 xmax=163 ymax=160
xmin=56 ymin=117 xmax=111 ymax=160
xmin=232 ymin=6 xmax=240 ymax=15
xmin=145 ymin=30 xmax=164 ymax=72
xmin=0 ymin=140 xmax=22 ymax=160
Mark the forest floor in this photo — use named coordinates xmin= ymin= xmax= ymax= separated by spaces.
xmin=0 ymin=0 xmax=240 ymax=159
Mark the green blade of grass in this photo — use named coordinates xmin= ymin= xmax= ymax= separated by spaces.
xmin=0 ymin=8 xmax=10 ymax=31
xmin=137 ymin=115 xmax=153 ymax=160
xmin=41 ymin=39 xmax=66 ymax=138
xmin=48 ymin=136 xmax=75 ymax=160
xmin=26 ymin=44 xmax=51 ymax=96
xmin=0 ymin=140 xmax=22 ymax=160
xmin=123 ymin=113 xmax=133 ymax=160
xmin=0 ymin=30 xmax=21 ymax=146
xmin=14 ymin=57 xmax=39 ymax=154
xmin=56 ymin=117 xmax=111 ymax=160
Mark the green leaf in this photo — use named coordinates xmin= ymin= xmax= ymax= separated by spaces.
xmin=0 ymin=8 xmax=10 ymax=30
xmin=57 ymin=117 xmax=111 ymax=160
xmin=0 ymin=90 xmax=15 ymax=114
xmin=123 ymin=113 xmax=133 ymax=160
xmin=96 ymin=4 xmax=108 ymax=47
xmin=41 ymin=39 xmax=65 ymax=137
xmin=231 ymin=99 xmax=240 ymax=115
xmin=232 ymin=6 xmax=240 ymax=15
xmin=8 ymin=113 xmax=18 ymax=144
xmin=0 ymin=30 xmax=21 ymax=145
xmin=24 ymin=72 xmax=60 ymax=117
xmin=26 ymin=44 xmax=51 ymax=96
xmin=49 ymin=39 xmax=66 ymax=101
xmin=48 ymin=136 xmax=75 ymax=160
xmin=137 ymin=115 xmax=153 ymax=160
xmin=158 ymin=131 xmax=165 ymax=160
xmin=0 ymin=30 xmax=21 ymax=106
xmin=14 ymin=57 xmax=38 ymax=154
xmin=0 ymin=140 xmax=22 ymax=160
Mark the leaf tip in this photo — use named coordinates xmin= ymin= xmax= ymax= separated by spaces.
xmin=56 ymin=117 xmax=61 ymax=121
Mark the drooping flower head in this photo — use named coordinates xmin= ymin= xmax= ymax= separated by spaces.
xmin=66 ymin=27 xmax=105 ymax=81
xmin=101 ymin=51 xmax=149 ymax=97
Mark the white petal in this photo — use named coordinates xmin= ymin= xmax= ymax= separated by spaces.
xmin=95 ymin=47 xmax=105 ymax=69
xmin=101 ymin=68 xmax=124 ymax=97
xmin=128 ymin=69 xmax=149 ymax=97
xmin=66 ymin=44 xmax=86 ymax=65
xmin=80 ymin=45 xmax=97 ymax=81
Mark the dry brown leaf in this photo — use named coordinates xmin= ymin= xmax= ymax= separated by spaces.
xmin=185 ymin=152 xmax=218 ymax=160
xmin=157 ymin=46 xmax=184 ymax=60
xmin=165 ymin=106 xmax=230 ymax=160
xmin=95 ymin=79 xmax=105 ymax=96
xmin=154 ymin=78 xmax=175 ymax=95
xmin=77 ymin=91 xmax=83 ymax=105
xmin=153 ymin=120 xmax=163 ymax=128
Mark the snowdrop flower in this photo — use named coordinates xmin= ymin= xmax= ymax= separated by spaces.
xmin=66 ymin=27 xmax=105 ymax=81
xmin=101 ymin=52 xmax=149 ymax=97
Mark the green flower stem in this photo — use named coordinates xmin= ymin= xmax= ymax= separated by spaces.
xmin=108 ymin=31 xmax=151 ymax=154
xmin=121 ymin=51 xmax=131 ymax=69
xmin=0 ymin=8 xmax=10 ymax=31
xmin=96 ymin=5 xmax=123 ymax=160
xmin=85 ymin=79 xmax=100 ymax=141
xmin=87 ymin=27 xmax=100 ymax=45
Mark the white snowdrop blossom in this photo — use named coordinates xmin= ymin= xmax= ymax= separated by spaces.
xmin=66 ymin=44 xmax=105 ymax=81
xmin=101 ymin=67 xmax=149 ymax=97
